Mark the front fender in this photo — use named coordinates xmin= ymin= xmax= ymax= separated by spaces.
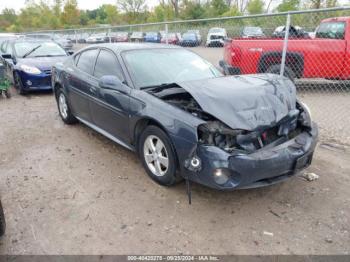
xmin=129 ymin=89 xmax=204 ymax=172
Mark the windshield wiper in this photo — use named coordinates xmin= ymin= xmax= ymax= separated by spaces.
xmin=140 ymin=82 xmax=178 ymax=91
xmin=23 ymin=45 xmax=42 ymax=58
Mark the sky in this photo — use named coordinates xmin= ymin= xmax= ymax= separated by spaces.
xmin=0 ymin=0 xmax=159 ymax=12
xmin=0 ymin=0 xmax=348 ymax=13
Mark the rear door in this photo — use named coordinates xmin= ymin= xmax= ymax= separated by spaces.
xmin=68 ymin=48 xmax=99 ymax=122
xmin=89 ymin=48 xmax=131 ymax=143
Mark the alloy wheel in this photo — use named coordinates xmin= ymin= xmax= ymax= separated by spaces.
xmin=58 ymin=93 xmax=68 ymax=119
xmin=143 ymin=135 xmax=169 ymax=177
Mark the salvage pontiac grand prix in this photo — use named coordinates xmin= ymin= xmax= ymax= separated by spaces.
xmin=52 ymin=43 xmax=318 ymax=190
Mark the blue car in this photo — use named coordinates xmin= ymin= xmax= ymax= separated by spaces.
xmin=144 ymin=32 xmax=161 ymax=43
xmin=0 ymin=39 xmax=70 ymax=94
xmin=52 ymin=43 xmax=317 ymax=194
xmin=179 ymin=33 xmax=200 ymax=47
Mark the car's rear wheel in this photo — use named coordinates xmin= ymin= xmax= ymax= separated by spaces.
xmin=266 ymin=64 xmax=296 ymax=82
xmin=56 ymin=89 xmax=77 ymax=124
xmin=139 ymin=126 xmax=179 ymax=186
xmin=14 ymin=72 xmax=26 ymax=95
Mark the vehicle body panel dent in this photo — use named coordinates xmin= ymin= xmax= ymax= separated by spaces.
xmin=176 ymin=74 xmax=296 ymax=131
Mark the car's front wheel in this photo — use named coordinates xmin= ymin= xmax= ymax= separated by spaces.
xmin=56 ymin=89 xmax=77 ymax=124
xmin=139 ymin=126 xmax=180 ymax=186
xmin=14 ymin=72 xmax=26 ymax=95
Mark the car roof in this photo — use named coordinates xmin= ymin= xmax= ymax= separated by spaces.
xmin=83 ymin=43 xmax=181 ymax=54
xmin=7 ymin=39 xmax=56 ymax=44
xmin=322 ymin=16 xmax=349 ymax=23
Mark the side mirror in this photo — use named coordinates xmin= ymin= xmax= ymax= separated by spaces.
xmin=99 ymin=75 xmax=129 ymax=94
xmin=67 ymin=50 xmax=74 ymax=55
xmin=2 ymin=54 xmax=12 ymax=59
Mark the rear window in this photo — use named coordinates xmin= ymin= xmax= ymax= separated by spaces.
xmin=183 ymin=33 xmax=196 ymax=40
xmin=316 ymin=21 xmax=345 ymax=39
xmin=146 ymin=32 xmax=158 ymax=37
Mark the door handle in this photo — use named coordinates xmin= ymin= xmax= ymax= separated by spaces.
xmin=89 ymin=86 xmax=97 ymax=93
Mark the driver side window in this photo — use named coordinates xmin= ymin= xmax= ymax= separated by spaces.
xmin=93 ymin=49 xmax=124 ymax=81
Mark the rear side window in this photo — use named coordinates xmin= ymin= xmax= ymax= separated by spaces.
xmin=76 ymin=49 xmax=98 ymax=75
xmin=94 ymin=49 xmax=124 ymax=80
xmin=316 ymin=21 xmax=345 ymax=39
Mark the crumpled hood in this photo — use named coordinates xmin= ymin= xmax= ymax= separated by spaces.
xmin=17 ymin=56 xmax=67 ymax=71
xmin=177 ymin=74 xmax=297 ymax=131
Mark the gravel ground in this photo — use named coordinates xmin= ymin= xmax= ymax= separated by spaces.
xmin=0 ymin=92 xmax=349 ymax=255
xmin=0 ymin=45 xmax=349 ymax=255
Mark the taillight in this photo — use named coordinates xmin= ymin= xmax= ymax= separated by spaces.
xmin=230 ymin=46 xmax=242 ymax=65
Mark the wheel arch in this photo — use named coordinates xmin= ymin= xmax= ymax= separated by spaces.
xmin=257 ymin=51 xmax=304 ymax=78
xmin=54 ymin=82 xmax=63 ymax=99
xmin=132 ymin=117 xmax=171 ymax=149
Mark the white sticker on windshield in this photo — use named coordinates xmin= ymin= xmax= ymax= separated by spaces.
xmin=191 ymin=59 xmax=210 ymax=70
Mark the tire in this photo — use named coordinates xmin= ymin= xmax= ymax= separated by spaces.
xmin=14 ymin=72 xmax=26 ymax=95
xmin=138 ymin=125 xmax=180 ymax=186
xmin=266 ymin=64 xmax=296 ymax=82
xmin=0 ymin=200 xmax=6 ymax=237
xmin=4 ymin=89 xmax=11 ymax=98
xmin=56 ymin=89 xmax=77 ymax=125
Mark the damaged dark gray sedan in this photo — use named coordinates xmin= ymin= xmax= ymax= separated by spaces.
xmin=52 ymin=43 xmax=318 ymax=191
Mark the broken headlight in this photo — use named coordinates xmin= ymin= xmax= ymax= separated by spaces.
xmin=197 ymin=121 xmax=242 ymax=152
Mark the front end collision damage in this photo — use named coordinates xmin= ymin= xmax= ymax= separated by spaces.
xmin=144 ymin=74 xmax=318 ymax=190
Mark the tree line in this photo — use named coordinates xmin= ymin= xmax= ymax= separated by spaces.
xmin=0 ymin=0 xmax=344 ymax=32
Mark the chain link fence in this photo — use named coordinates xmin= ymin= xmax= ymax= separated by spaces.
xmin=27 ymin=7 xmax=350 ymax=145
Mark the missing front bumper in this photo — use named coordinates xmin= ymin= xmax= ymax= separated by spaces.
xmin=184 ymin=123 xmax=318 ymax=190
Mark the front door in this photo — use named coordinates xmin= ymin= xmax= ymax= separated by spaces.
xmin=89 ymin=49 xmax=131 ymax=143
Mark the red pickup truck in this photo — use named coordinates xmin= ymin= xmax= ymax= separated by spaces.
xmin=222 ymin=17 xmax=350 ymax=80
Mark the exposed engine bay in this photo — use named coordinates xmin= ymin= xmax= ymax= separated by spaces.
xmin=148 ymin=81 xmax=308 ymax=154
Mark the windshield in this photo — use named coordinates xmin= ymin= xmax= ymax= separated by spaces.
xmin=116 ymin=32 xmax=128 ymax=37
xmin=92 ymin=34 xmax=105 ymax=38
xmin=15 ymin=42 xmax=67 ymax=58
xmin=243 ymin=27 xmax=263 ymax=35
xmin=145 ymin=32 xmax=158 ymax=37
xmin=209 ymin=28 xmax=224 ymax=33
xmin=316 ymin=21 xmax=345 ymax=39
xmin=123 ymin=49 xmax=222 ymax=89
xmin=163 ymin=33 xmax=176 ymax=38
xmin=183 ymin=33 xmax=196 ymax=40
xmin=132 ymin=32 xmax=143 ymax=37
